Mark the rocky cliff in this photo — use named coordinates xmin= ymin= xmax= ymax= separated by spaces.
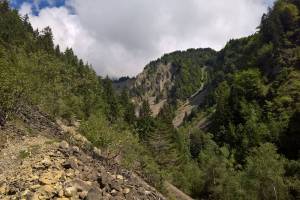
xmin=118 ymin=48 xmax=216 ymax=120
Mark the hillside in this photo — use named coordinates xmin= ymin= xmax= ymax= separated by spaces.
xmin=1 ymin=0 xmax=300 ymax=199
xmin=0 ymin=1 xmax=167 ymax=199
xmin=117 ymin=48 xmax=216 ymax=117
xmin=0 ymin=107 xmax=165 ymax=199
xmin=123 ymin=0 xmax=300 ymax=199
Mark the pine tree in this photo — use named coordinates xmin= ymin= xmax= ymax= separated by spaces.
xmin=0 ymin=0 xmax=9 ymax=13
xmin=102 ymin=76 xmax=120 ymax=122
xmin=120 ymin=88 xmax=136 ymax=124
xmin=148 ymin=104 xmax=180 ymax=168
xmin=140 ymin=100 xmax=151 ymax=118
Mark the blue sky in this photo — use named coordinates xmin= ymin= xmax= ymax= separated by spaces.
xmin=10 ymin=0 xmax=66 ymax=15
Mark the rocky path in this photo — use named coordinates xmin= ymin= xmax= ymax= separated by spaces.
xmin=0 ymin=121 xmax=165 ymax=200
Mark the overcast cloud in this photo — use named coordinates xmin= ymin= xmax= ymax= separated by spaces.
xmin=19 ymin=0 xmax=274 ymax=77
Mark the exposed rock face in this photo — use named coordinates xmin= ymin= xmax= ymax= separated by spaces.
xmin=0 ymin=112 xmax=165 ymax=200
xmin=132 ymin=63 xmax=176 ymax=117
xmin=134 ymin=63 xmax=175 ymax=101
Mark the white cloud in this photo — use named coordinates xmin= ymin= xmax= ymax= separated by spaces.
xmin=19 ymin=0 xmax=274 ymax=77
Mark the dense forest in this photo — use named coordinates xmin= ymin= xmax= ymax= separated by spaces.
xmin=0 ymin=0 xmax=300 ymax=199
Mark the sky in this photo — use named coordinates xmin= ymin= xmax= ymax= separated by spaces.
xmin=12 ymin=0 xmax=275 ymax=77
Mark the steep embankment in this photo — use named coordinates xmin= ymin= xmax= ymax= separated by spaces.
xmin=0 ymin=108 xmax=165 ymax=200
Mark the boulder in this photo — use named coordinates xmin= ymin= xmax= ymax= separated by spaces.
xmin=123 ymin=188 xmax=130 ymax=194
xmin=72 ymin=146 xmax=80 ymax=154
xmin=67 ymin=179 xmax=91 ymax=192
xmin=59 ymin=141 xmax=69 ymax=150
xmin=64 ymin=186 xmax=77 ymax=197
xmin=62 ymin=158 xmax=78 ymax=170
xmin=37 ymin=185 xmax=56 ymax=199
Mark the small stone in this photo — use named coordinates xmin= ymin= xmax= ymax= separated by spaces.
xmin=110 ymin=189 xmax=117 ymax=196
xmin=109 ymin=181 xmax=121 ymax=191
xmin=41 ymin=185 xmax=55 ymax=193
xmin=38 ymin=185 xmax=55 ymax=199
xmin=66 ymin=169 xmax=75 ymax=178
xmin=85 ymin=188 xmax=102 ymax=200
xmin=123 ymin=188 xmax=130 ymax=194
xmin=59 ymin=141 xmax=69 ymax=150
xmin=116 ymin=175 xmax=124 ymax=180
xmin=144 ymin=190 xmax=151 ymax=195
xmin=72 ymin=146 xmax=80 ymax=153
xmin=62 ymin=158 xmax=78 ymax=170
xmin=66 ymin=179 xmax=91 ymax=192
xmin=58 ymin=189 xmax=64 ymax=197
xmin=93 ymin=147 xmax=102 ymax=156
xmin=27 ymin=192 xmax=39 ymax=200
xmin=30 ymin=184 xmax=41 ymax=190
xmin=0 ymin=184 xmax=6 ymax=194
xmin=39 ymin=171 xmax=62 ymax=185
xmin=21 ymin=189 xmax=30 ymax=196
xmin=30 ymin=175 xmax=39 ymax=181
xmin=79 ymin=191 xmax=88 ymax=199
xmin=64 ymin=186 xmax=76 ymax=197
xmin=41 ymin=157 xmax=51 ymax=167
xmin=85 ymin=181 xmax=92 ymax=186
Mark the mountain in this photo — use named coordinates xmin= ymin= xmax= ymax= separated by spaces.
xmin=114 ymin=48 xmax=216 ymax=124
xmin=1 ymin=0 xmax=300 ymax=199
xmin=122 ymin=0 xmax=300 ymax=198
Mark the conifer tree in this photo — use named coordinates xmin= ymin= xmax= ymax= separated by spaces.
xmin=120 ymin=88 xmax=136 ymax=124
xmin=148 ymin=104 xmax=180 ymax=169
xmin=103 ymin=76 xmax=120 ymax=122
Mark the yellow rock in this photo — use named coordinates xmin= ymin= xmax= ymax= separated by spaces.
xmin=39 ymin=170 xmax=63 ymax=185
xmin=123 ymin=188 xmax=130 ymax=194
xmin=40 ymin=185 xmax=55 ymax=194
xmin=0 ymin=184 xmax=6 ymax=194
xmin=30 ymin=184 xmax=41 ymax=190
xmin=116 ymin=175 xmax=124 ymax=180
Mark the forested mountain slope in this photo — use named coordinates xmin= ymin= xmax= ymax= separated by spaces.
xmin=116 ymin=48 xmax=216 ymax=117
xmin=124 ymin=0 xmax=300 ymax=199
xmin=1 ymin=0 xmax=300 ymax=199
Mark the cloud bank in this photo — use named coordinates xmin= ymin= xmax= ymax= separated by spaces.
xmin=19 ymin=0 xmax=274 ymax=77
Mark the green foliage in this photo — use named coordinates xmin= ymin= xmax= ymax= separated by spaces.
xmin=137 ymin=48 xmax=216 ymax=102
xmin=79 ymin=112 xmax=165 ymax=189
xmin=102 ymin=77 xmax=120 ymax=122
xmin=119 ymin=88 xmax=136 ymax=124
xmin=174 ymin=0 xmax=300 ymax=198
xmin=241 ymin=143 xmax=288 ymax=200
xmin=1 ymin=1 xmax=300 ymax=199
